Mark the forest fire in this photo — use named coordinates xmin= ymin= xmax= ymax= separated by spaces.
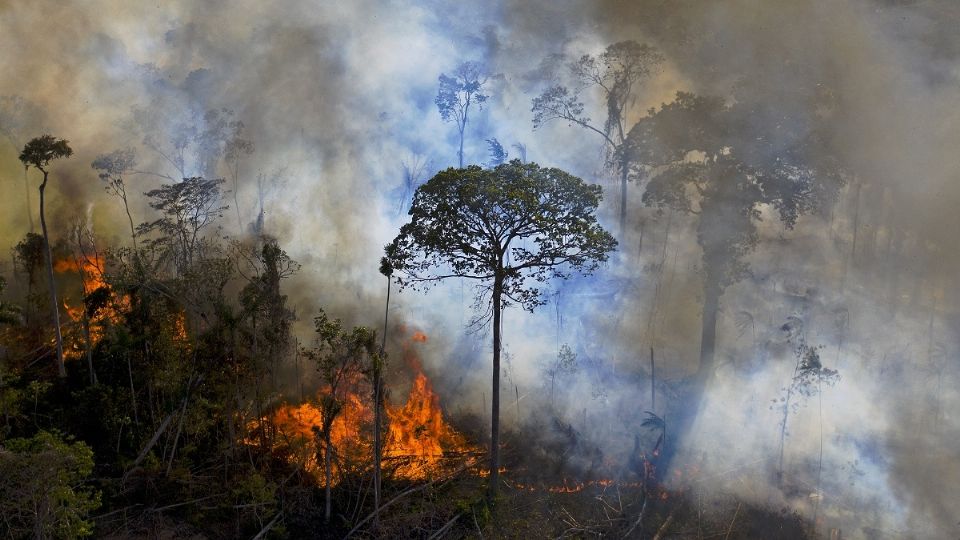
xmin=252 ymin=330 xmax=475 ymax=486
xmin=266 ymin=390 xmax=373 ymax=483
xmin=53 ymin=255 xmax=127 ymax=360
xmin=384 ymin=367 xmax=473 ymax=479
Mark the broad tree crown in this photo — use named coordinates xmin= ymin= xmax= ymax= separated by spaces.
xmin=383 ymin=160 xmax=617 ymax=312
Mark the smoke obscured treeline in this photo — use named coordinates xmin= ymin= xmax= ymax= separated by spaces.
xmin=0 ymin=1 xmax=958 ymax=538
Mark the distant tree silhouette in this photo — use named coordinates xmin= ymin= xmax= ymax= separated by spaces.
xmin=0 ymin=96 xmax=44 ymax=233
xmin=435 ymin=61 xmax=489 ymax=167
xmin=92 ymin=148 xmax=139 ymax=250
xmin=532 ymin=41 xmax=664 ymax=237
xmin=485 ymin=138 xmax=508 ymax=168
xmin=623 ymin=91 xmax=845 ymax=470
xmin=138 ymin=176 xmax=228 ymax=274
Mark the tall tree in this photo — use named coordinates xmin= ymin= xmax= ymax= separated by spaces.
xmin=435 ymin=61 xmax=489 ymax=168
xmin=532 ymin=41 xmax=664 ymax=237
xmin=19 ymin=135 xmax=73 ymax=378
xmin=382 ymin=160 xmax=616 ymax=498
xmin=623 ymin=91 xmax=844 ymax=467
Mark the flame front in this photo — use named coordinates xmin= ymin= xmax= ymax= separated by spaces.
xmin=53 ymin=255 xmax=129 ymax=360
xmin=384 ymin=368 xmax=470 ymax=479
xmin=266 ymin=392 xmax=372 ymax=484
xmin=249 ymin=330 xmax=476 ymax=487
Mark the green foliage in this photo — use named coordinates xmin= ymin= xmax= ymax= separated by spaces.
xmin=384 ymin=160 xmax=617 ymax=311
xmin=308 ymin=310 xmax=376 ymax=437
xmin=18 ymin=135 xmax=73 ymax=171
xmin=0 ymin=430 xmax=101 ymax=538
xmin=0 ymin=377 xmax=25 ymax=440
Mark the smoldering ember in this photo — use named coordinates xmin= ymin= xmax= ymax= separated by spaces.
xmin=0 ymin=1 xmax=957 ymax=539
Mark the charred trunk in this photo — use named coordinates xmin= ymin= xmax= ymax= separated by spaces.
xmin=489 ymin=272 xmax=503 ymax=500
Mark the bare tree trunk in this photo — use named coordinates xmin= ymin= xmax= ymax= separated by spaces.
xmin=127 ymin=352 xmax=139 ymax=425
xmin=374 ymin=275 xmax=391 ymax=525
xmin=619 ymin=161 xmax=628 ymax=240
xmin=777 ymin=385 xmax=794 ymax=485
xmin=121 ymin=192 xmax=138 ymax=252
xmin=697 ymin=283 xmax=721 ymax=382
xmin=660 ymin=281 xmax=721 ymax=475
xmin=650 ymin=347 xmax=655 ymax=413
xmin=24 ymin=166 xmax=34 ymax=233
xmin=39 ymin=171 xmax=65 ymax=377
xmin=488 ymin=273 xmax=503 ymax=500
xmin=458 ymin=126 xmax=465 ymax=168
xmin=842 ymin=180 xmax=863 ymax=291
xmin=83 ymin=316 xmax=96 ymax=385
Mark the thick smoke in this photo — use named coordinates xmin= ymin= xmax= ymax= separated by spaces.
xmin=1 ymin=1 xmax=957 ymax=537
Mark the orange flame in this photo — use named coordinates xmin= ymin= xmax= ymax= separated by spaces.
xmin=53 ymin=255 xmax=129 ymax=360
xmin=384 ymin=368 xmax=470 ymax=479
xmin=264 ymin=390 xmax=372 ymax=485
xmin=248 ymin=330 xmax=476 ymax=486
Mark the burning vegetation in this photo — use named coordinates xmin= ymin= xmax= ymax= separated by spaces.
xmin=3 ymin=2 xmax=960 ymax=538
xmin=249 ymin=332 xmax=478 ymax=489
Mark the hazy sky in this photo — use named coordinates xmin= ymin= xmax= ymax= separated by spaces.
xmin=1 ymin=1 xmax=958 ymax=537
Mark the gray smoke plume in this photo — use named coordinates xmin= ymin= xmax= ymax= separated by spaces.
xmin=0 ymin=1 xmax=957 ymax=537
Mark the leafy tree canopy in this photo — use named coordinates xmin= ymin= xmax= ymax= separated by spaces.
xmin=384 ymin=160 xmax=617 ymax=312
xmin=19 ymin=134 xmax=72 ymax=171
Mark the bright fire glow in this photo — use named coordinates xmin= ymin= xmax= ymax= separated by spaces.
xmin=54 ymin=255 xmax=130 ymax=360
xmin=249 ymin=330 xmax=476 ymax=486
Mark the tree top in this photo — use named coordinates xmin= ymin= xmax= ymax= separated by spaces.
xmin=383 ymin=160 xmax=617 ymax=311
xmin=19 ymin=134 xmax=73 ymax=170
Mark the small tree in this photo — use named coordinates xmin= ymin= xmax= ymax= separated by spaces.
xmin=306 ymin=311 xmax=376 ymax=523
xmin=774 ymin=342 xmax=839 ymax=485
xmin=20 ymin=135 xmax=73 ymax=378
xmin=0 ymin=277 xmax=22 ymax=326
xmin=544 ymin=343 xmax=577 ymax=404
xmin=485 ymin=138 xmax=508 ymax=168
xmin=383 ymin=160 xmax=617 ymax=498
xmin=435 ymin=61 xmax=489 ymax=167
xmin=628 ymin=92 xmax=844 ymax=385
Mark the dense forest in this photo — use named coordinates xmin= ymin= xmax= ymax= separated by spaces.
xmin=1 ymin=1 xmax=959 ymax=539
